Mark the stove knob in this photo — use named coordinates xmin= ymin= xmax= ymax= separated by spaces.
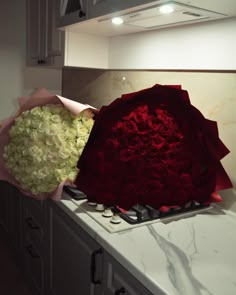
xmin=95 ymin=204 xmax=105 ymax=211
xmin=110 ymin=214 xmax=122 ymax=224
xmin=88 ymin=202 xmax=97 ymax=206
xmin=102 ymin=208 xmax=113 ymax=218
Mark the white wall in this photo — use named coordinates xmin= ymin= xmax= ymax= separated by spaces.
xmin=0 ymin=1 xmax=26 ymax=120
xmin=65 ymin=32 xmax=109 ymax=69
xmin=0 ymin=0 xmax=62 ymax=122
xmin=109 ymin=18 xmax=236 ymax=70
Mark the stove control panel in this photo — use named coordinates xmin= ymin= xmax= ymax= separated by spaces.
xmin=70 ymin=199 xmax=214 ymax=233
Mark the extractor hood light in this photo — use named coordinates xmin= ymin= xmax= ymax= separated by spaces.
xmin=159 ymin=4 xmax=175 ymax=14
xmin=112 ymin=17 xmax=124 ymax=25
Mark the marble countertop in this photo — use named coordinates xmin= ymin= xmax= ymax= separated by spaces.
xmin=57 ymin=195 xmax=236 ymax=295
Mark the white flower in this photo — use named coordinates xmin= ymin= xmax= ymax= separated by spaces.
xmin=3 ymin=105 xmax=94 ymax=195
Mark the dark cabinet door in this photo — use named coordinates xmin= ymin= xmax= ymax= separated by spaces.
xmin=46 ymin=201 xmax=103 ymax=295
xmin=0 ymin=181 xmax=22 ymax=251
xmin=0 ymin=181 xmax=9 ymax=232
xmin=102 ymin=251 xmax=153 ymax=295
xmin=58 ymin=0 xmax=87 ymax=27
xmin=24 ymin=235 xmax=44 ymax=295
xmin=8 ymin=185 xmax=22 ymax=251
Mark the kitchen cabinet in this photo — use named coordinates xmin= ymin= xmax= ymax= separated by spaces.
xmin=58 ymin=0 xmax=154 ymax=27
xmin=0 ymin=181 xmax=9 ymax=232
xmin=23 ymin=235 xmax=45 ymax=295
xmin=58 ymin=0 xmax=87 ymax=27
xmin=46 ymin=200 xmax=153 ymax=295
xmin=58 ymin=0 xmax=236 ymax=70
xmin=102 ymin=251 xmax=153 ymax=295
xmin=0 ymin=181 xmax=22 ymax=256
xmin=22 ymin=196 xmax=47 ymax=295
xmin=0 ymin=181 xmax=45 ymax=294
xmin=87 ymin=0 xmax=155 ymax=19
xmin=26 ymin=0 xmax=64 ymax=67
xmin=8 ymin=185 xmax=22 ymax=254
xmin=46 ymin=200 xmax=103 ymax=295
xmin=1 ymin=187 xmax=154 ymax=295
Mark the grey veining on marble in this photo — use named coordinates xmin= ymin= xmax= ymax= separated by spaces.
xmin=147 ymin=225 xmax=214 ymax=295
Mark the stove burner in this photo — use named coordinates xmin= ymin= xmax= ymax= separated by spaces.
xmin=118 ymin=202 xmax=210 ymax=224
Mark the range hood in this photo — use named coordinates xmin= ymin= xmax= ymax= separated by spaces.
xmin=62 ymin=0 xmax=235 ymax=37
xmin=114 ymin=2 xmax=225 ymax=29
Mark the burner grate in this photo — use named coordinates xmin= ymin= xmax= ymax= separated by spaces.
xmin=118 ymin=202 xmax=211 ymax=224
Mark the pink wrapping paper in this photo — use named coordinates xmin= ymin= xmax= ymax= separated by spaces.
xmin=0 ymin=88 xmax=97 ymax=200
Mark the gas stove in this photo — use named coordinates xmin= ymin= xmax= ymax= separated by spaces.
xmin=63 ymin=186 xmax=214 ymax=233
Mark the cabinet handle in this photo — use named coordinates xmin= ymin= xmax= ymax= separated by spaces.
xmin=115 ymin=287 xmax=126 ymax=295
xmin=78 ymin=10 xmax=86 ymax=18
xmin=91 ymin=248 xmax=103 ymax=284
xmin=26 ymin=244 xmax=40 ymax=259
xmin=37 ymin=59 xmax=46 ymax=65
xmin=25 ymin=217 xmax=39 ymax=230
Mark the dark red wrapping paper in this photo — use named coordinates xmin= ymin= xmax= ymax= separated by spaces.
xmin=75 ymin=85 xmax=232 ymax=210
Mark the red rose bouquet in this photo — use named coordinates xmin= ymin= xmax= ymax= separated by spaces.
xmin=75 ymin=84 xmax=232 ymax=210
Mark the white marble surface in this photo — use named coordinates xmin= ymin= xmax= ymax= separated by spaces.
xmin=57 ymin=195 xmax=236 ymax=295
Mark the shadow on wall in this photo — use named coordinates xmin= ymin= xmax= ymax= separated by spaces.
xmin=23 ymin=67 xmax=62 ymax=96
xmin=62 ymin=67 xmax=107 ymax=106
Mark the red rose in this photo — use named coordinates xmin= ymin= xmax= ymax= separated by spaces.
xmin=105 ymin=138 xmax=119 ymax=150
xmin=119 ymin=148 xmax=136 ymax=162
xmin=121 ymin=120 xmax=138 ymax=133
xmin=125 ymin=105 xmax=149 ymax=123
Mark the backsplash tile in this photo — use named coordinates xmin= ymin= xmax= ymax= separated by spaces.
xmin=62 ymin=68 xmax=236 ymax=212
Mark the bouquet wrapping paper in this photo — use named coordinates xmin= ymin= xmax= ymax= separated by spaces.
xmin=75 ymin=84 xmax=232 ymax=209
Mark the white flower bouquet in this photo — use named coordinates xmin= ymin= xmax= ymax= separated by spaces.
xmin=0 ymin=88 xmax=97 ymax=200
